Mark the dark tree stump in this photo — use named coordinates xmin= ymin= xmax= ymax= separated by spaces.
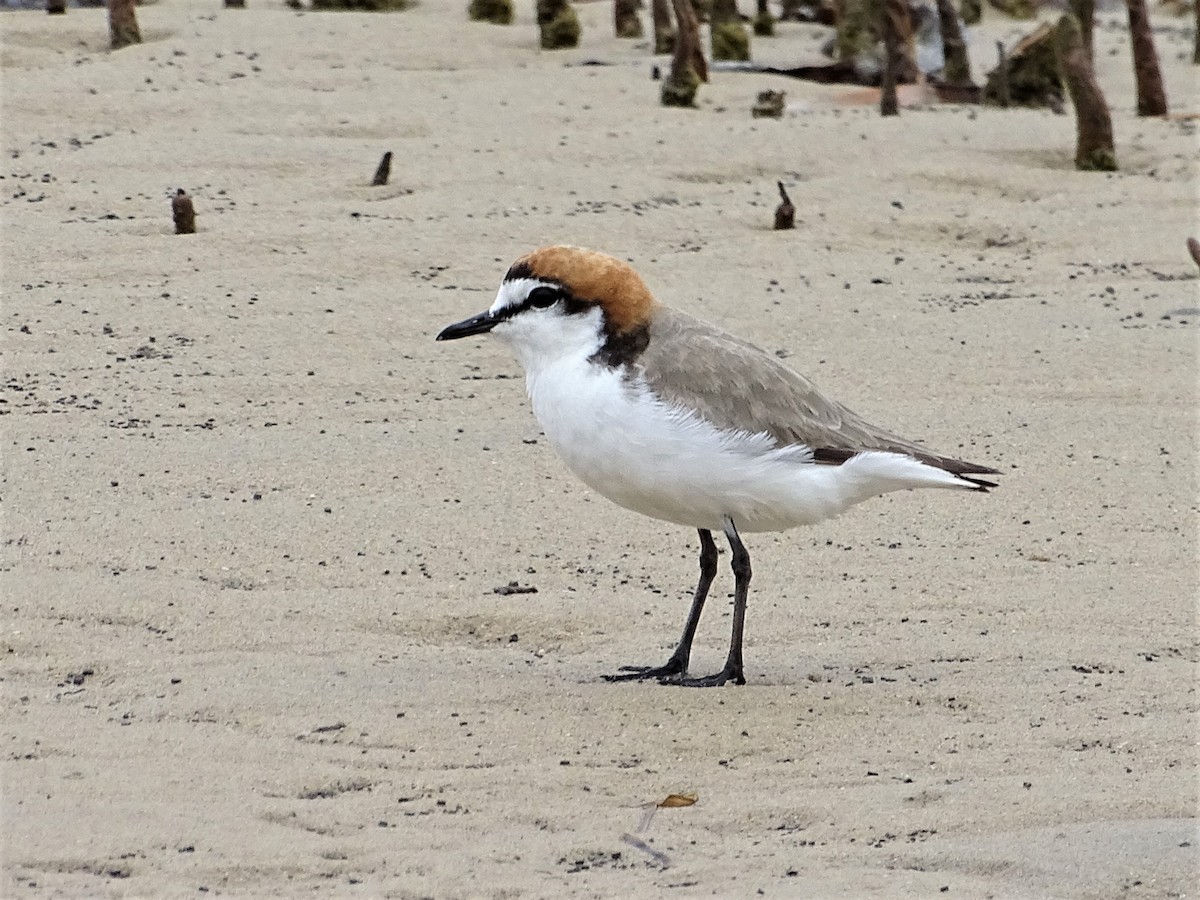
xmin=753 ymin=0 xmax=774 ymax=36
xmin=994 ymin=40 xmax=1010 ymax=107
xmin=537 ymin=0 xmax=581 ymax=49
xmin=1068 ymin=0 xmax=1093 ymax=61
xmin=172 ymin=189 xmax=196 ymax=235
xmin=371 ymin=151 xmax=393 ymax=186
xmin=48 ymin=0 xmax=67 ymax=15
xmin=836 ymin=0 xmax=872 ymax=64
xmin=1053 ymin=14 xmax=1117 ymax=171
xmin=880 ymin=0 xmax=906 ymax=116
xmin=1194 ymin=0 xmax=1199 ymax=66
xmin=662 ymin=0 xmax=705 ymax=106
xmin=224 ymin=0 xmax=246 ymax=8
xmin=774 ymin=182 xmax=795 ymax=230
xmin=1125 ymin=0 xmax=1167 ymax=116
xmin=108 ymin=0 xmax=142 ymax=50
xmin=615 ymin=0 xmax=644 ymax=37
xmin=652 ymin=0 xmax=675 ymax=53
xmin=542 ymin=0 xmax=583 ymax=49
xmin=711 ymin=0 xmax=750 ymax=61
xmin=934 ymin=0 xmax=973 ymax=86
xmin=469 ymin=0 xmax=514 ymax=23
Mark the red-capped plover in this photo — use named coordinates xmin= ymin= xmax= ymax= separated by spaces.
xmin=438 ymin=246 xmax=1000 ymax=687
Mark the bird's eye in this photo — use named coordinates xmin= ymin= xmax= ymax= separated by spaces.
xmin=527 ymin=287 xmax=560 ymax=309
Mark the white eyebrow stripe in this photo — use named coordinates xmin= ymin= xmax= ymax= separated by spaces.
xmin=489 ymin=278 xmax=552 ymax=317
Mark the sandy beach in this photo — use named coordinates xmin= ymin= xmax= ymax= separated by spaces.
xmin=3 ymin=0 xmax=1198 ymax=896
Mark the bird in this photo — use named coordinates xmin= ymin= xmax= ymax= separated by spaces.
xmin=437 ymin=246 xmax=1000 ymax=687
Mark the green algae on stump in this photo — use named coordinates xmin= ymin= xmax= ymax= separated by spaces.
xmin=661 ymin=66 xmax=701 ymax=106
xmin=712 ymin=22 xmax=750 ymax=60
xmin=662 ymin=0 xmax=705 ymax=106
xmin=710 ymin=0 xmax=750 ymax=61
xmin=537 ymin=0 xmax=581 ymax=49
xmin=615 ymin=0 xmax=644 ymax=37
xmin=109 ymin=0 xmax=142 ymax=49
xmin=752 ymin=0 xmax=774 ymax=36
xmin=468 ymin=0 xmax=513 ymax=24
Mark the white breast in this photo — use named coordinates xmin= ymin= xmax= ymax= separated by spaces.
xmin=524 ymin=358 xmax=952 ymax=533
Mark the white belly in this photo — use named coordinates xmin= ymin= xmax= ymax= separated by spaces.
xmin=525 ymin=361 xmax=940 ymax=533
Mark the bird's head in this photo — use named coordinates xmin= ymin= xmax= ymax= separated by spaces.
xmin=437 ymin=246 xmax=656 ymax=370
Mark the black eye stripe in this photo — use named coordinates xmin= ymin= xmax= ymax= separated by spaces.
xmin=494 ymin=278 xmax=593 ymax=321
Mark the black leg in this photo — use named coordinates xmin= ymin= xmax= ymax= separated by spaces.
xmin=604 ymin=529 xmax=718 ymax=681
xmin=673 ymin=517 xmax=750 ymax=687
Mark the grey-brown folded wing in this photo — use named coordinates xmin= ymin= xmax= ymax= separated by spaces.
xmin=638 ymin=307 xmax=998 ymax=479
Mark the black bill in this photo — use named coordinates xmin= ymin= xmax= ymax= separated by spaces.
xmin=436 ymin=310 xmax=497 ymax=341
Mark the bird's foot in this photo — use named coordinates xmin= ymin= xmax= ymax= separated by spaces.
xmin=664 ymin=664 xmax=745 ymax=688
xmin=603 ymin=655 xmax=687 ymax=682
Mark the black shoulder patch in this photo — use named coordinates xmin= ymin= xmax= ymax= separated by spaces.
xmin=591 ymin=322 xmax=650 ymax=368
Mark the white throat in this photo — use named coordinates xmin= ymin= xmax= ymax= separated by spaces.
xmin=490 ymin=287 xmax=607 ymax=376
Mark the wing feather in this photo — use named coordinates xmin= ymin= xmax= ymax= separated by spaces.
xmin=637 ymin=307 xmax=999 ymax=481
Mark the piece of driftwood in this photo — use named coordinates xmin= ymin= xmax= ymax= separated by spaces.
xmin=752 ymin=90 xmax=785 ymax=117
xmin=934 ymin=0 xmax=973 ymax=86
xmin=108 ymin=0 xmax=142 ymax=50
xmin=224 ymin=0 xmax=246 ymax=8
xmin=615 ymin=0 xmax=643 ymax=37
xmin=172 ymin=189 xmax=196 ymax=234
xmin=1125 ymin=0 xmax=1167 ymax=116
xmin=662 ymin=0 xmax=705 ymax=106
xmin=652 ymin=0 xmax=675 ymax=53
xmin=709 ymin=57 xmax=862 ymax=83
xmin=468 ymin=0 xmax=513 ymax=24
xmin=1053 ymin=14 xmax=1117 ymax=171
xmin=773 ymin=182 xmax=795 ymax=230
xmin=984 ymin=23 xmax=1063 ymax=108
xmin=371 ymin=151 xmax=393 ymax=186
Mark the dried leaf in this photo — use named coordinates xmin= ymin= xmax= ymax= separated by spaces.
xmin=658 ymin=792 xmax=698 ymax=808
